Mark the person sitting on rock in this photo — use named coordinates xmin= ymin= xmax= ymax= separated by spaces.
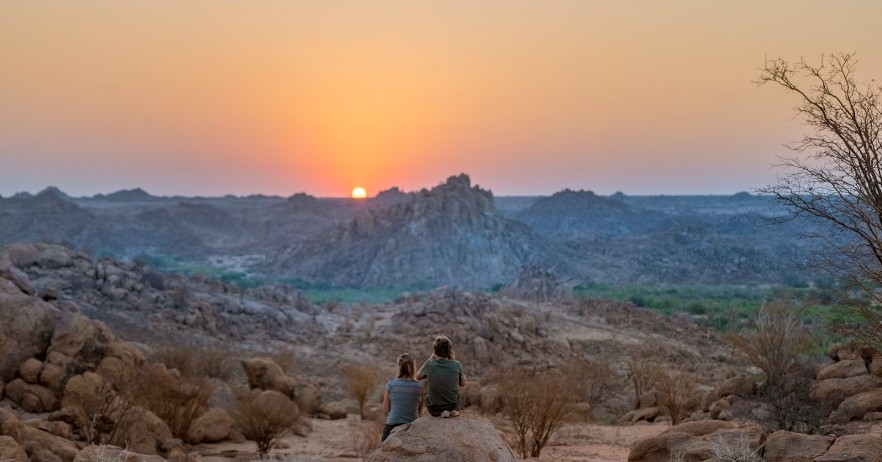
xmin=416 ymin=335 xmax=466 ymax=418
xmin=381 ymin=353 xmax=424 ymax=441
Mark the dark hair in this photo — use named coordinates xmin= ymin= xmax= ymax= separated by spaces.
xmin=397 ymin=353 xmax=415 ymax=379
xmin=433 ymin=336 xmax=452 ymax=358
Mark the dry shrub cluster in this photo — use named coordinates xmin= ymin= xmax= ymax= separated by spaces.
xmin=730 ymin=299 xmax=825 ymax=433
xmin=626 ymin=345 xmax=664 ymax=410
xmin=152 ymin=342 xmax=235 ymax=381
xmin=344 ymin=363 xmax=381 ymax=419
xmin=656 ymin=368 xmax=698 ymax=425
xmin=572 ymin=359 xmax=620 ymax=420
xmin=233 ymin=389 xmax=303 ymax=458
xmin=63 ymin=361 xmax=215 ymax=445
xmin=494 ymin=366 xmax=580 ymax=458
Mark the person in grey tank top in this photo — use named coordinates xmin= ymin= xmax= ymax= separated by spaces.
xmin=381 ymin=353 xmax=424 ymax=441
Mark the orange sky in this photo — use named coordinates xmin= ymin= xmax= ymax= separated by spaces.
xmin=2 ymin=1 xmax=881 ymax=197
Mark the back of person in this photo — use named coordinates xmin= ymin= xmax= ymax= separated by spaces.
xmin=422 ymin=358 xmax=462 ymax=410
xmin=385 ymin=378 xmax=422 ymax=425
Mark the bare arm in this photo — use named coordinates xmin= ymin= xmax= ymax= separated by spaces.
xmin=383 ymin=389 xmax=391 ymax=416
xmin=415 ymin=353 xmax=435 ymax=380
xmin=418 ymin=384 xmax=425 ymax=416
xmin=459 ymin=371 xmax=467 ymax=387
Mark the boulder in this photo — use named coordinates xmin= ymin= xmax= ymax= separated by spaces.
xmin=366 ymin=414 xmax=516 ymax=462
xmin=48 ymin=315 xmax=115 ymax=369
xmin=0 ymin=435 xmax=27 ymax=462
xmin=817 ymin=360 xmax=868 ymax=380
xmin=831 ymin=389 xmax=882 ymax=422
xmin=812 ymin=375 xmax=882 ymax=408
xmin=763 ymin=430 xmax=834 ymax=462
xmin=16 ymin=424 xmax=80 ymax=462
xmin=241 ymin=358 xmax=296 ymax=397
xmin=295 ymin=384 xmax=322 ymax=415
xmin=714 ymin=376 xmax=755 ymax=400
xmin=36 ymin=246 xmax=73 ymax=269
xmin=0 ymin=266 xmax=34 ymax=295
xmin=827 ymin=341 xmax=873 ymax=362
xmin=0 ymin=291 xmax=61 ymax=381
xmin=4 ymin=379 xmax=59 ymax=413
xmin=186 ymin=408 xmax=232 ymax=444
xmin=4 ymin=244 xmax=41 ymax=268
xmin=627 ymin=420 xmax=763 ymax=462
xmin=814 ymin=434 xmax=882 ymax=462
xmin=113 ymin=407 xmax=172 ymax=456
xmin=20 ymin=358 xmax=44 ymax=384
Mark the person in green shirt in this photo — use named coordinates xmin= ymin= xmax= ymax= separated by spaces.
xmin=415 ymin=335 xmax=466 ymax=417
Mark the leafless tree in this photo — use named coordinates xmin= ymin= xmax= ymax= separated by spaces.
xmin=759 ymin=53 xmax=882 ymax=347
xmin=343 ymin=363 xmax=380 ymax=419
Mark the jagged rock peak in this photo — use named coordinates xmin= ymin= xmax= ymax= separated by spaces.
xmin=36 ymin=187 xmax=70 ymax=199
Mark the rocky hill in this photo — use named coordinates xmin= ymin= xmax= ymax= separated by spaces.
xmin=516 ymin=189 xmax=659 ymax=236
xmin=263 ymin=174 xmax=553 ymax=288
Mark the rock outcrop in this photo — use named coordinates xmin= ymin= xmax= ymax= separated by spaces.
xmin=265 ymin=174 xmax=550 ymax=288
xmin=367 ymin=414 xmax=516 ymax=462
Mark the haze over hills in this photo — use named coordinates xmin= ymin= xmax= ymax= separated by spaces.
xmin=0 ymin=174 xmax=823 ymax=289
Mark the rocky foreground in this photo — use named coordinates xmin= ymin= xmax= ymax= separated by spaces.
xmin=5 ymin=243 xmax=882 ymax=461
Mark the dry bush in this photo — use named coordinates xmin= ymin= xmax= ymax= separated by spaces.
xmin=708 ymin=431 xmax=763 ymax=462
xmin=626 ymin=345 xmax=664 ymax=410
xmin=152 ymin=342 xmax=235 ymax=380
xmin=495 ymin=367 xmax=579 ymax=458
xmin=127 ymin=363 xmax=214 ymax=439
xmin=728 ymin=299 xmax=810 ymax=388
xmin=268 ymin=346 xmax=298 ymax=376
xmin=233 ymin=389 xmax=303 ymax=458
xmin=62 ymin=374 xmax=128 ymax=444
xmin=572 ymin=359 xmax=618 ymax=418
xmin=656 ymin=368 xmax=698 ymax=425
xmin=752 ymin=362 xmax=826 ymax=434
xmin=343 ymin=363 xmax=380 ymax=419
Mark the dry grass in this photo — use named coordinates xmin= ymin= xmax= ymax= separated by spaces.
xmin=123 ymin=363 xmax=214 ymax=440
xmin=656 ymin=367 xmax=698 ymax=425
xmin=349 ymin=419 xmax=383 ymax=460
xmin=626 ymin=345 xmax=664 ymax=410
xmin=572 ymin=359 xmax=619 ymax=419
xmin=152 ymin=342 xmax=235 ymax=381
xmin=233 ymin=389 xmax=303 ymax=458
xmin=343 ymin=363 xmax=381 ymax=419
xmin=708 ymin=431 xmax=764 ymax=462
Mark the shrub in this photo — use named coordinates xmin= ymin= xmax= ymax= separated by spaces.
xmin=233 ymin=389 xmax=303 ymax=458
xmin=656 ymin=368 xmax=698 ymax=425
xmin=127 ymin=363 xmax=214 ymax=439
xmin=626 ymin=345 xmax=663 ymax=410
xmin=495 ymin=367 xmax=579 ymax=458
xmin=152 ymin=342 xmax=235 ymax=380
xmin=572 ymin=359 xmax=618 ymax=418
xmin=708 ymin=431 xmax=763 ymax=462
xmin=343 ymin=363 xmax=380 ymax=419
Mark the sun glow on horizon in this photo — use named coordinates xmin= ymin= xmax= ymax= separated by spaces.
xmin=351 ymin=186 xmax=367 ymax=199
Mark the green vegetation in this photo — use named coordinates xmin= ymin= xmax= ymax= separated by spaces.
xmin=574 ymin=282 xmax=842 ymax=332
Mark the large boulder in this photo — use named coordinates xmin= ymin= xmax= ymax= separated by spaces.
xmin=113 ymin=407 xmax=172 ymax=456
xmin=186 ymin=408 xmax=232 ymax=444
xmin=814 ymin=434 xmax=882 ymax=462
xmin=831 ymin=389 xmax=882 ymax=422
xmin=12 ymin=423 xmax=81 ymax=462
xmin=763 ymin=430 xmax=834 ymax=462
xmin=0 ymin=435 xmax=27 ymax=462
xmin=367 ymin=414 xmax=516 ymax=462
xmin=713 ymin=376 xmax=755 ymax=400
xmin=36 ymin=246 xmax=73 ymax=269
xmin=241 ymin=358 xmax=296 ymax=397
xmin=817 ymin=359 xmax=868 ymax=380
xmin=627 ymin=421 xmax=764 ymax=462
xmin=0 ymin=266 xmax=34 ymax=295
xmin=3 ymin=244 xmax=42 ymax=268
xmin=48 ymin=315 xmax=116 ymax=369
xmin=812 ymin=375 xmax=882 ymax=408
xmin=0 ymin=289 xmax=61 ymax=381
xmin=4 ymin=379 xmax=59 ymax=413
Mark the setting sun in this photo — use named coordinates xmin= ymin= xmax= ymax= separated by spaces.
xmin=351 ymin=186 xmax=367 ymax=199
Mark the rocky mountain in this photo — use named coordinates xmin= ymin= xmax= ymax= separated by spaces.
xmin=263 ymin=174 xmax=550 ymax=288
xmin=0 ymin=174 xmax=828 ymax=288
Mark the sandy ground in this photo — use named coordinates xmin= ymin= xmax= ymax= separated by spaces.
xmin=194 ymin=414 xmax=668 ymax=462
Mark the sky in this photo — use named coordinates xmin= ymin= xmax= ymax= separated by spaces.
xmin=2 ymin=1 xmax=881 ymax=198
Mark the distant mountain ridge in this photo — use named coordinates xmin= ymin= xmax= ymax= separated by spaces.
xmin=0 ymin=174 xmax=824 ymax=288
